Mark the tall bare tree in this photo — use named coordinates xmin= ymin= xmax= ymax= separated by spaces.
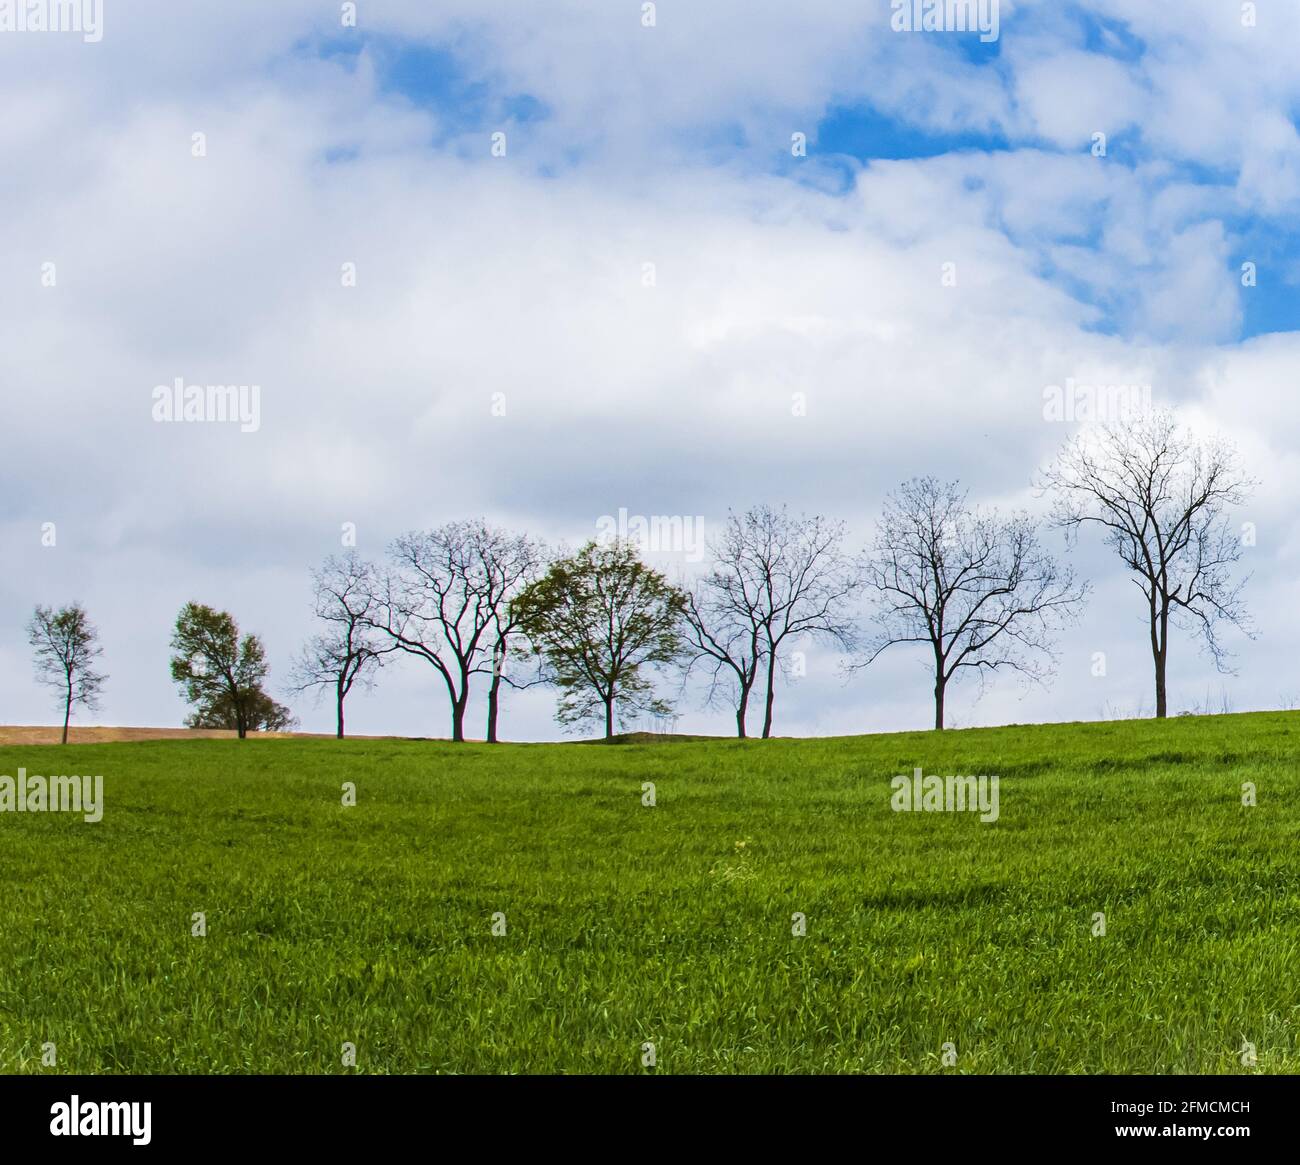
xmin=856 ymin=478 xmax=1087 ymax=730
xmin=1040 ymin=409 xmax=1254 ymax=719
xmin=290 ymin=552 xmax=391 ymax=739
xmin=700 ymin=506 xmax=856 ymax=739
xmin=27 ymin=603 xmax=107 ymax=744
xmin=370 ymin=521 xmax=544 ymax=742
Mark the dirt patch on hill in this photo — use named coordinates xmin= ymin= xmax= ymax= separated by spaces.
xmin=0 ymin=726 xmax=302 ymax=746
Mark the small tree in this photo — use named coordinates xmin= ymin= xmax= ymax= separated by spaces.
xmin=27 ymin=603 xmax=107 ymax=744
xmin=290 ymin=553 xmax=390 ymax=739
xmin=1040 ymin=410 xmax=1254 ymax=719
xmin=857 ymin=477 xmax=1087 ymax=730
xmin=170 ymin=603 xmax=283 ymax=739
xmin=514 ymin=540 xmax=686 ymax=738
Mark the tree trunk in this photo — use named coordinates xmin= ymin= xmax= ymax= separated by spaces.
xmin=934 ymin=677 xmax=946 ymax=732
xmin=736 ymin=684 xmax=750 ymax=739
xmin=487 ymin=641 xmax=505 ymax=744
xmin=62 ymin=682 xmax=71 ymax=745
xmin=1155 ymin=634 xmax=1168 ymax=720
xmin=336 ymin=683 xmax=346 ymax=740
xmin=451 ymin=697 xmax=466 ymax=743
xmin=1152 ymin=601 xmax=1169 ymax=719
xmin=761 ymin=656 xmax=776 ymax=739
xmin=234 ymin=695 xmax=246 ymax=739
xmin=487 ymin=677 xmax=502 ymax=744
xmin=604 ymin=697 xmax=614 ymax=740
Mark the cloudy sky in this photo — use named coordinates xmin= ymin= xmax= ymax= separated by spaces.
xmin=3 ymin=0 xmax=1299 ymax=740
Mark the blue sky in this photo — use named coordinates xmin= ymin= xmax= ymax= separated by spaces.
xmin=338 ymin=1 xmax=1300 ymax=343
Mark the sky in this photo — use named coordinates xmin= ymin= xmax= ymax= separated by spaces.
xmin=3 ymin=0 xmax=1300 ymax=741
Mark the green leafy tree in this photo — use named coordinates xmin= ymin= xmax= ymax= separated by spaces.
xmin=169 ymin=603 xmax=286 ymax=738
xmin=514 ymin=540 xmax=686 ymax=738
xmin=184 ymin=687 xmax=296 ymax=733
xmin=27 ymin=603 xmax=107 ymax=744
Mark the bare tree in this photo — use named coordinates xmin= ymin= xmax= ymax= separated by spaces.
xmin=855 ymin=478 xmax=1087 ymax=731
xmin=27 ymin=603 xmax=107 ymax=744
xmin=484 ymin=534 xmax=547 ymax=743
xmin=698 ymin=506 xmax=856 ymax=739
xmin=680 ymin=513 xmax=792 ymax=739
xmin=682 ymin=579 xmax=765 ymax=738
xmin=1040 ymin=410 xmax=1254 ymax=719
xmin=370 ymin=521 xmax=544 ymax=742
xmin=290 ymin=553 xmax=391 ymax=739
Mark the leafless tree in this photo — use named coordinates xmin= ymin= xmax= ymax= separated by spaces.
xmin=27 ymin=603 xmax=107 ymax=744
xmin=690 ymin=506 xmax=857 ymax=739
xmin=856 ymin=477 xmax=1087 ymax=731
xmin=484 ymin=534 xmax=548 ymax=742
xmin=369 ymin=521 xmax=545 ymax=742
xmin=1040 ymin=410 xmax=1254 ymax=719
xmin=290 ymin=552 xmax=391 ymax=739
xmin=682 ymin=578 xmax=765 ymax=738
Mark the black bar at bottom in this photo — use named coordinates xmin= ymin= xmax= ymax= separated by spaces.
xmin=1 ymin=1073 xmax=1290 ymax=1152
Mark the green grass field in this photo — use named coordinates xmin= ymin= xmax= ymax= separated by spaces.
xmin=2 ymin=712 xmax=1298 ymax=1074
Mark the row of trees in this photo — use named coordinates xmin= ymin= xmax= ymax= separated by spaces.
xmin=25 ymin=411 xmax=1255 ymax=740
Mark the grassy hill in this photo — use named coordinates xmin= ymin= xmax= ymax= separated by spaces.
xmin=1 ymin=712 xmax=1297 ymax=1073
